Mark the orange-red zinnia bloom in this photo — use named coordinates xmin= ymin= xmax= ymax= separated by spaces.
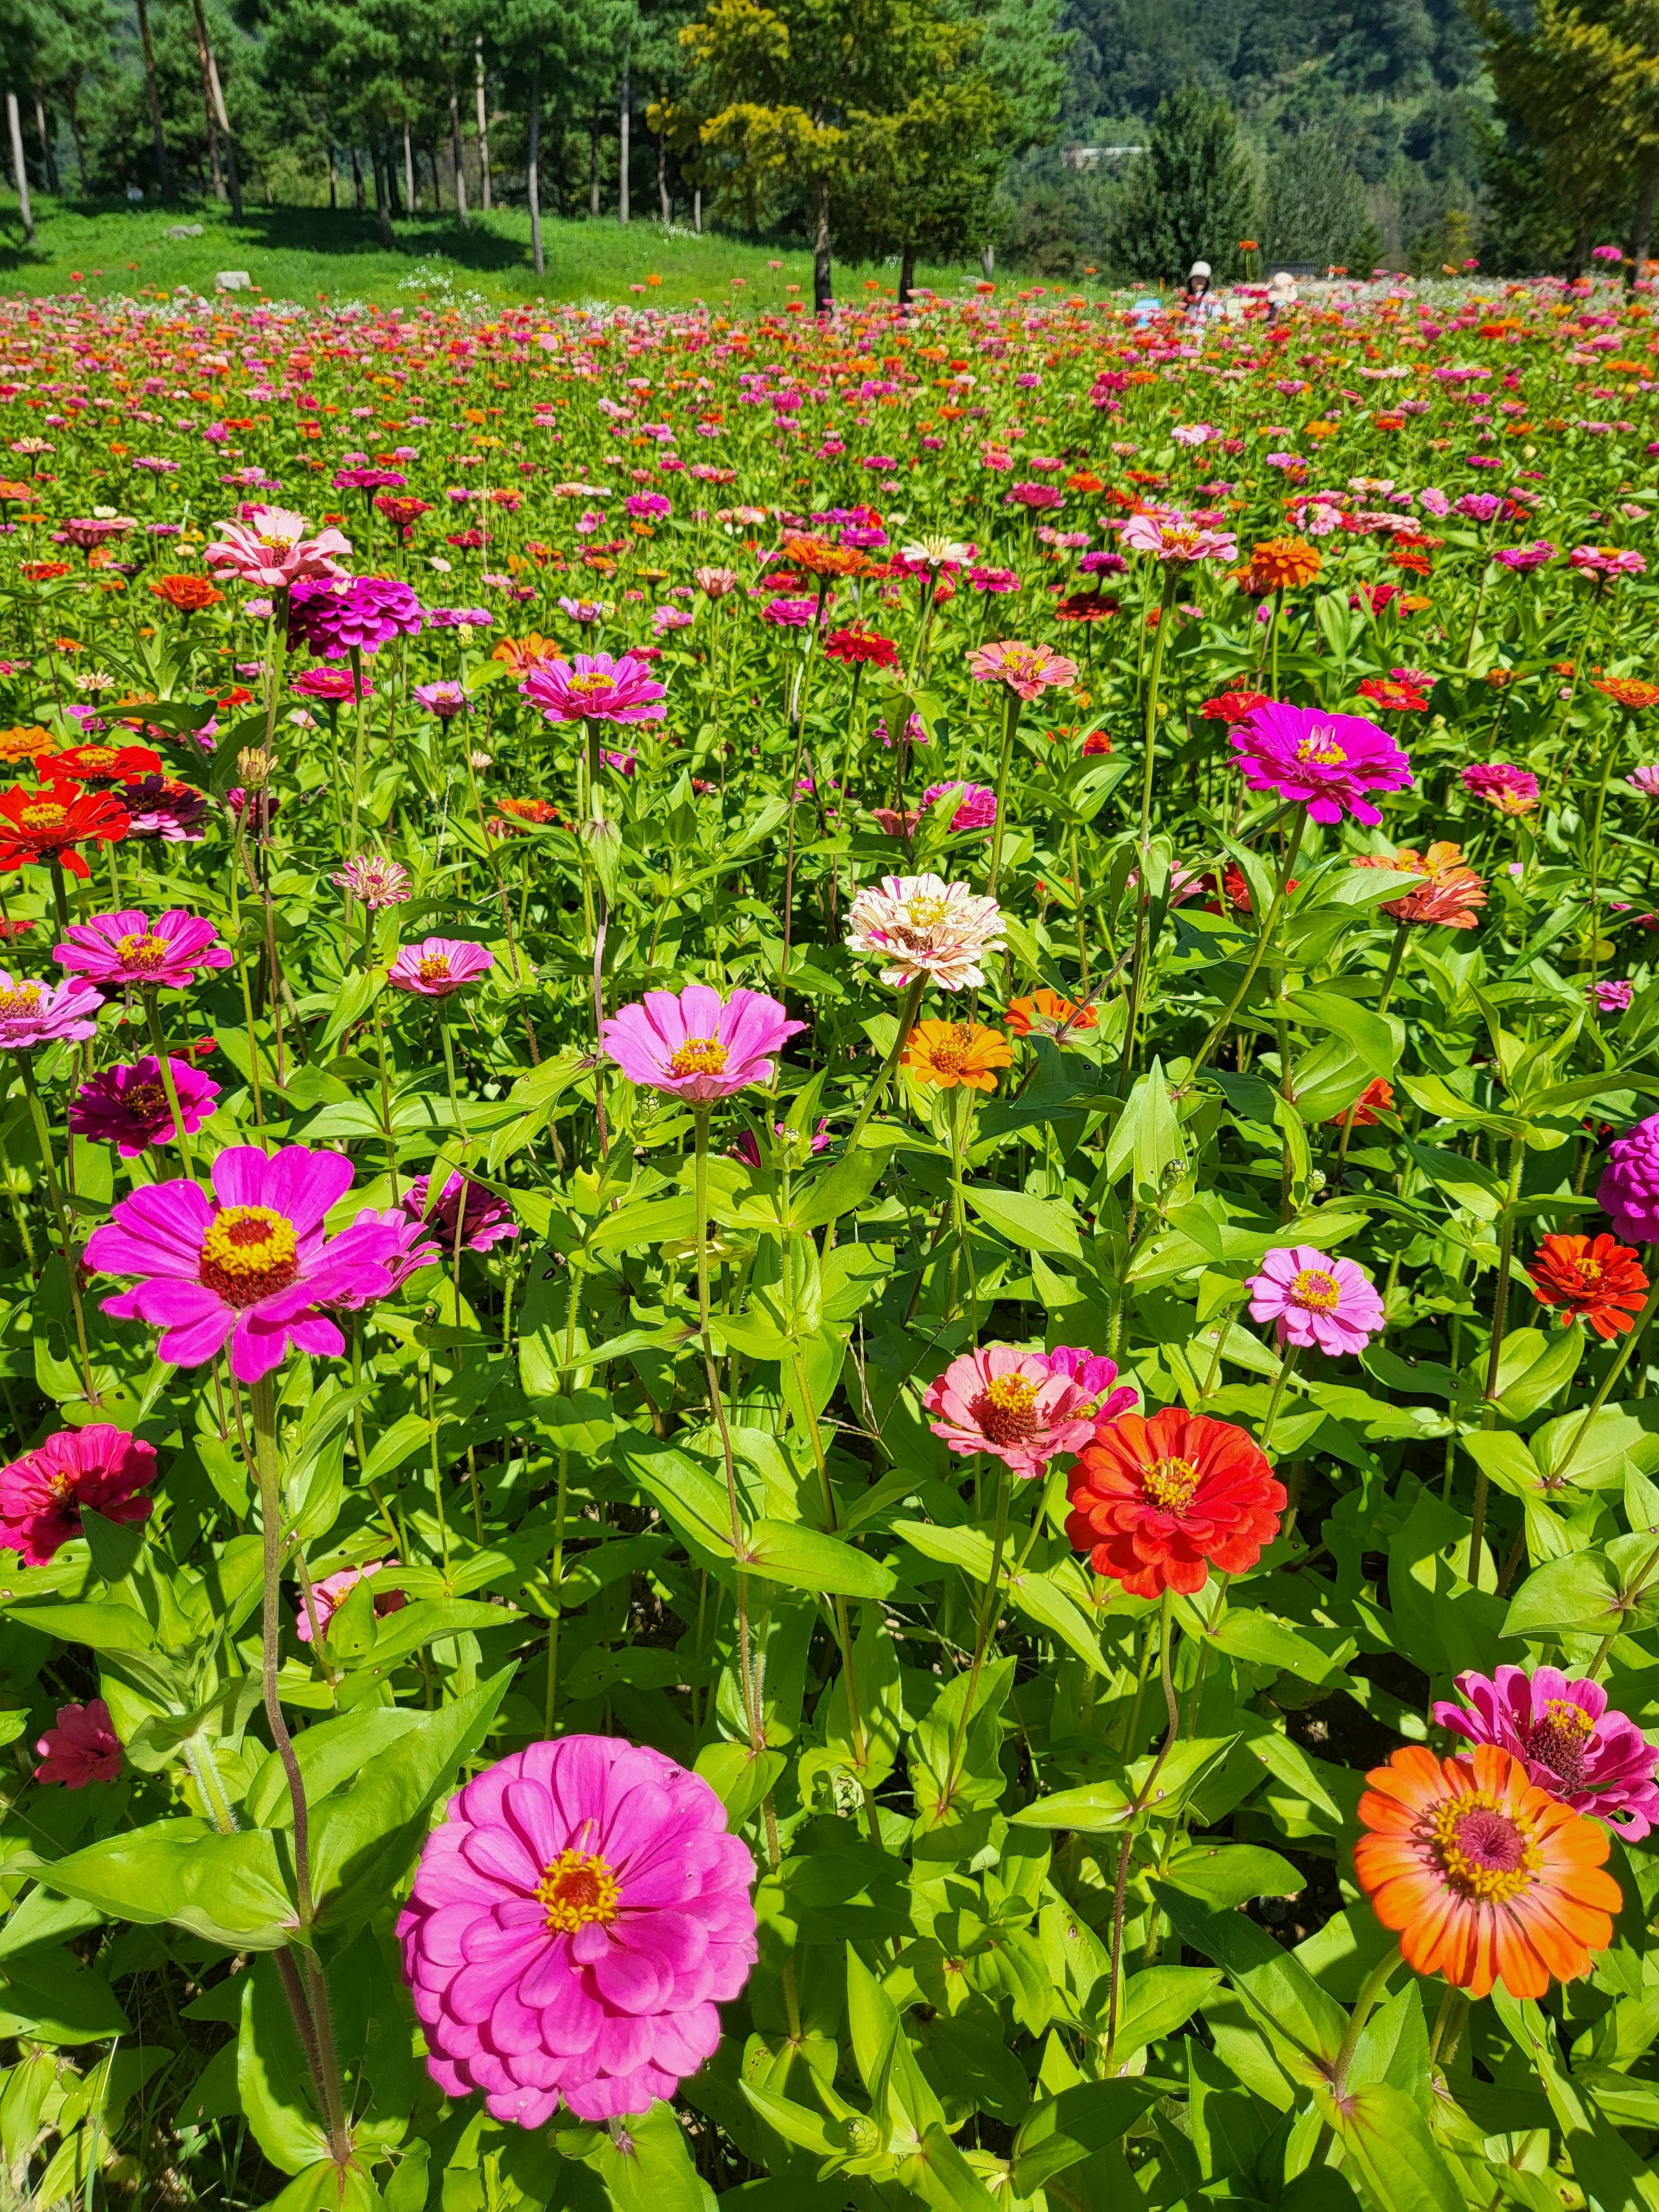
xmin=1528 ymin=1233 xmax=1650 ymax=1339
xmin=0 ymin=784 xmax=130 ymax=879
xmin=1354 ymin=1743 xmax=1621 ymax=1999
xmin=1065 ymin=1407 xmax=1285 ymax=1598
xmin=1245 ymin=536 xmax=1322 ymax=593
xmin=1595 ymin=677 xmax=1659 ymax=711
xmin=1004 ymin=989 xmax=1098 ymax=1041
xmin=148 ymin=575 xmax=222 ymax=614
xmin=1329 ymin=1077 xmax=1395 ymax=1127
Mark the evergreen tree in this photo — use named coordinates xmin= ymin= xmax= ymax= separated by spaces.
xmin=1111 ymin=84 xmax=1255 ymax=285
xmin=1264 ymin=128 xmax=1376 ymax=272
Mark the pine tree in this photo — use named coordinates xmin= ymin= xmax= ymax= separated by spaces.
xmin=1110 ymin=85 xmax=1255 ymax=287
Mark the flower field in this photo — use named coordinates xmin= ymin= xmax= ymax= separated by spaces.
xmin=2 ymin=271 xmax=1659 ymax=2212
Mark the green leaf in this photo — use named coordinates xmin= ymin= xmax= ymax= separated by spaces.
xmin=1110 ymin=1965 xmax=1224 ymax=2055
xmin=0 ymin=1948 xmax=130 ymax=2044
xmin=1102 ymin=1062 xmax=1183 ymax=1200
xmin=1152 ymin=1884 xmax=1345 ymax=2068
xmin=1505 ymin=1548 xmax=1624 ymax=1639
xmin=1011 ymin=1780 xmax=1133 ymax=1835
xmin=1317 ymin=2081 xmax=1464 ymax=2212
xmin=1284 ymin=989 xmax=1399 ymax=1080
xmin=79 ymin=1507 xmax=146 ymax=1584
xmin=572 ymin=2099 xmax=708 ymax=2212
xmin=741 ymin=1520 xmax=894 ymax=1599
xmin=41 ymin=1820 xmax=295 ymax=1950
xmin=238 ymin=1959 xmax=330 ymax=2176
xmin=962 ymin=1183 xmax=1084 ymax=1260
xmin=904 ymin=2122 xmax=1002 ymax=2212
xmin=244 ymin=1707 xmax=426 ymax=1830
xmin=1163 ymin=1845 xmax=1305 ymax=1912
xmin=362 ymin=1598 xmax=515 ymax=1668
xmin=1011 ymin=2081 xmax=1156 ymax=2196
xmin=3 ymin=1600 xmax=153 ymax=1649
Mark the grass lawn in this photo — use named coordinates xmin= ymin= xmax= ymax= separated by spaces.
xmin=0 ymin=194 xmax=1014 ymax=312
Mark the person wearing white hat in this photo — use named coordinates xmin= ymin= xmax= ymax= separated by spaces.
xmin=1182 ymin=259 xmax=1223 ymax=331
xmin=1266 ymin=267 xmax=1299 ymax=325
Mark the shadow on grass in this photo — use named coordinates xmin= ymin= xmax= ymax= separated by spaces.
xmin=0 ymin=199 xmax=541 ymax=278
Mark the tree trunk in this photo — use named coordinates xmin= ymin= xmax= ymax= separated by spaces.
xmin=328 ymin=147 xmax=337 ymax=208
xmin=191 ymin=8 xmax=226 ymax=204
xmin=812 ymin=172 xmax=832 ymax=315
xmin=528 ymin=64 xmax=544 ymax=277
xmin=618 ymin=56 xmax=630 ymax=224
xmin=404 ymin=118 xmax=416 ymax=211
xmin=898 ymin=241 xmax=916 ymax=306
xmin=658 ymin=106 xmax=670 ymax=222
xmin=1630 ymin=160 xmax=1658 ymax=288
xmin=135 ymin=0 xmax=171 ymax=195
xmin=475 ymin=36 xmax=491 ymax=212
xmin=385 ymin=132 xmax=402 ymax=216
xmin=192 ymin=0 xmax=241 ymax=217
xmin=1568 ymin=210 xmax=1590 ymax=279
xmin=33 ymin=92 xmax=56 ymax=195
xmin=589 ymin=111 xmax=601 ymax=216
xmin=6 ymin=92 xmax=33 ymax=243
xmin=428 ymin=137 xmax=442 ymax=209
xmin=693 ymin=184 xmax=701 ymax=234
xmin=351 ymin=145 xmax=364 ymax=211
xmin=981 ymin=242 xmax=994 ymax=279
xmin=65 ymin=83 xmax=87 ymax=187
xmin=448 ymin=82 xmax=468 ymax=228
xmin=371 ymin=136 xmax=394 ymax=246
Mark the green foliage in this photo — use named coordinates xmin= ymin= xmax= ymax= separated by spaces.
xmin=1111 ymin=84 xmax=1255 ymax=283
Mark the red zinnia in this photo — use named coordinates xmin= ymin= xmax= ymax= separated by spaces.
xmin=1201 ymin=688 xmax=1268 ymax=724
xmin=1329 ymin=1076 xmax=1395 ymax=1127
xmin=1065 ymin=1407 xmax=1285 ymax=1598
xmin=825 ymin=624 xmax=900 ymax=669
xmin=1357 ymin=675 xmax=1431 ymax=713
xmin=1528 ymin=1233 xmax=1650 ymax=1340
xmin=0 ymin=782 xmax=130 ymax=879
xmin=52 ymin=742 xmax=165 ymax=789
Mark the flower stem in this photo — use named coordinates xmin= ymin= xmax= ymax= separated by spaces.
xmin=17 ymin=1055 xmax=97 ymax=1404
xmin=1183 ymin=810 xmax=1308 ymax=1087
xmin=1470 ymin=1131 xmax=1528 ymax=1579
xmin=939 ymin=1464 xmax=1014 ymax=1816
xmin=1105 ymin=1587 xmax=1178 ymax=2068
xmin=841 ymin=974 xmax=925 ymax=1152
xmin=986 ymin=689 xmax=1023 ymax=896
xmin=142 ymin=992 xmax=195 ymax=1181
xmin=1331 ymin=1948 xmax=1401 ymax=2100
xmin=1259 ymin=1342 xmax=1302 ymax=1458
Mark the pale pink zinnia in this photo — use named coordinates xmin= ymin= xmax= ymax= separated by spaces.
xmin=397 ymin=1734 xmax=758 ymax=2124
xmin=924 ymin=1343 xmax=1132 ymax=1480
xmin=844 ymin=873 xmax=1005 ymax=991
xmin=1120 ymin=511 xmax=1239 ymax=564
xmin=387 ymin=938 xmax=494 ymax=998
xmin=1246 ymin=1244 xmax=1384 ymax=1355
xmin=54 ymin=907 xmax=232 ymax=993
xmin=204 ymin=505 xmax=352 ymax=591
xmin=34 ymin=1699 xmax=123 ymax=1788
xmin=1230 ymin=700 xmax=1412 ymax=826
xmin=0 ymin=1425 xmax=159 ymax=1566
xmin=603 ymin=985 xmax=802 ymax=1103
xmin=966 ymin=639 xmax=1078 ymax=701
xmin=0 ymin=969 xmax=101 ymax=1051
xmin=1434 ymin=1666 xmax=1659 ymax=1840
xmin=85 ymin=1145 xmax=406 ymax=1383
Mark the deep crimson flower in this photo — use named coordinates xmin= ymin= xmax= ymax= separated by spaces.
xmin=34 ymin=1699 xmax=123 ymax=1788
xmin=0 ymin=1426 xmax=159 ymax=1565
xmin=1066 ymin=1407 xmax=1285 ymax=1597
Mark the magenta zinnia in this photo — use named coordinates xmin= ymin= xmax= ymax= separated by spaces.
xmin=70 ymin=1055 xmax=221 ymax=1156
xmin=85 ymin=1145 xmax=406 ymax=1383
xmin=397 ymin=1734 xmax=758 ymax=2124
xmin=603 ymin=984 xmax=802 ymax=1103
xmin=387 ymin=938 xmax=495 ymax=998
xmin=522 ymin=651 xmax=667 ymax=725
xmin=54 ymin=907 xmax=232 ymax=993
xmin=1229 ymin=700 xmax=1412 ymax=826
xmin=1433 ymin=1665 xmax=1659 ymax=1841
xmin=0 ymin=1425 xmax=159 ymax=1566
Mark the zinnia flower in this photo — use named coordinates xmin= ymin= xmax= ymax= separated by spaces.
xmin=295 ymin=1558 xmax=408 ymax=1644
xmin=900 ymin=1019 xmax=1013 ymax=1093
xmin=403 ymin=1171 xmax=520 ymax=1253
xmin=602 ymin=985 xmax=801 ymax=1103
xmin=1246 ymin=1245 xmax=1384 ymax=1355
xmin=414 ymin=681 xmax=469 ymax=719
xmin=1244 ymin=536 xmax=1322 ymax=592
xmin=1357 ymin=676 xmax=1431 ymax=713
xmin=85 ymin=1145 xmax=406 ymax=1383
xmin=825 ymin=625 xmax=899 ymax=667
xmin=332 ymin=854 xmax=413 ymax=909
xmin=1351 ymin=843 xmax=1486 ymax=929
xmin=1590 ymin=979 xmax=1634 ymax=1014
xmin=1527 ymin=1233 xmax=1649 ymax=1339
xmin=0 ymin=781 xmax=130 ymax=879
xmin=1595 ymin=677 xmax=1659 ymax=711
xmin=966 ymin=640 xmax=1078 ymax=701
xmin=844 ymin=873 xmax=1005 ymax=991
xmin=1005 ymin=989 xmax=1098 ymax=1041
xmin=0 ymin=1426 xmax=159 ymax=1566
xmin=70 ymin=1055 xmax=221 ymax=1156
xmin=0 ymin=968 xmax=101 ymax=1052
xmin=1229 ymin=701 xmax=1412 ymax=826
xmin=1462 ymin=760 xmax=1540 ymax=815
xmin=1432 ymin=1667 xmax=1659 ymax=1840
xmin=397 ymin=1734 xmax=758 ymax=2124
xmin=1121 ymin=512 xmax=1238 ymax=564
xmin=34 ymin=1699 xmax=123 ymax=1788
xmin=54 ymin=908 xmax=232 ymax=993
xmin=1066 ymin=1408 xmax=1284 ymax=1597
xmin=1200 ymin=689 xmax=1268 ymax=724
xmin=1353 ymin=1743 xmax=1621 ymax=1998
xmin=388 ymin=938 xmax=494 ymax=998
xmin=921 ymin=781 xmax=997 ymax=832
xmin=53 ymin=742 xmax=164 ymax=789
xmin=204 ymin=505 xmax=352 ymax=590
xmin=1328 ymin=1076 xmax=1394 ymax=1126
xmin=149 ymin=575 xmax=223 ymax=614
xmin=522 ymin=653 xmax=666 ymax=725
xmin=288 ymin=575 xmax=424 ymax=659
xmin=1595 ymin=1113 xmax=1659 ymax=1241
xmin=924 ymin=1344 xmax=1131 ymax=1481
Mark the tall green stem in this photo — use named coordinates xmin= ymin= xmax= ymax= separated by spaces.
xmin=938 ymin=1467 xmax=1014 ymax=1816
xmin=1183 ymin=810 xmax=1308 ymax=1087
xmin=986 ymin=688 xmax=1023 ymax=896
xmin=142 ymin=993 xmax=195 ymax=1180
xmin=841 ymin=974 xmax=925 ymax=1152
xmin=1470 ymin=1131 xmax=1527 ymax=1580
xmin=17 ymin=1056 xmax=97 ymax=1404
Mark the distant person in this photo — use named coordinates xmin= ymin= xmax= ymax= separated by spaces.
xmin=1182 ymin=260 xmax=1223 ymax=328
xmin=1130 ymin=295 xmax=1162 ymax=327
xmin=1266 ymin=268 xmax=1300 ymax=325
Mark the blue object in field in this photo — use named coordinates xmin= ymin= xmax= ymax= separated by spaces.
xmin=1130 ymin=297 xmax=1162 ymax=325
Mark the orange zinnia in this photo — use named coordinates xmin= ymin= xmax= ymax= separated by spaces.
xmin=900 ymin=1019 xmax=1013 ymax=1093
xmin=148 ymin=574 xmax=222 ymax=614
xmin=491 ymin=631 xmax=565 ymax=676
xmin=781 ymin=534 xmax=869 ymax=580
xmin=0 ymin=724 xmax=56 ymax=766
xmin=1328 ymin=1076 xmax=1395 ymax=1127
xmin=1245 ymin=536 xmax=1322 ymax=593
xmin=1004 ymin=989 xmax=1098 ymax=1042
xmin=1594 ymin=676 xmax=1659 ymax=711
xmin=1354 ymin=1743 xmax=1621 ymax=1999
xmin=1527 ymin=1232 xmax=1650 ymax=1339
xmin=1352 ymin=842 xmax=1486 ymax=930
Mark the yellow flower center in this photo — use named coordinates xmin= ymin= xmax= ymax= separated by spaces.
xmin=1142 ymin=1455 xmax=1198 ymax=1513
xmin=199 ymin=1204 xmax=300 ymax=1307
xmin=257 ymin=531 xmax=296 ymax=551
xmin=19 ymin=802 xmax=66 ymax=830
xmin=535 ymin=1848 xmax=621 ymax=1933
xmin=1290 ymin=1266 xmax=1342 ymax=1312
xmin=124 ymin=1081 xmax=169 ymax=1121
xmin=416 ymin=954 xmax=452 ymax=983
xmin=904 ymin=894 xmax=950 ymax=929
xmin=115 ymin=931 xmax=172 ymax=973
xmin=1543 ymin=1698 xmax=1595 ymax=1738
xmin=74 ymin=747 xmax=121 ymax=773
xmin=669 ymin=1035 xmax=728 ymax=1076
xmin=1295 ymin=734 xmax=1348 ymax=768
xmin=1430 ymin=1790 xmax=1539 ymax=1903
xmin=566 ymin=672 xmax=615 ymax=693
xmin=0 ymin=984 xmax=44 ymax=1019
xmin=920 ymin=1023 xmax=972 ymax=1077
xmin=985 ymin=1374 xmax=1040 ymax=1417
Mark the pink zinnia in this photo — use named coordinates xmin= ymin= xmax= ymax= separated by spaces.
xmin=1120 ymin=511 xmax=1239 ymax=564
xmin=85 ymin=1145 xmax=406 ymax=1383
xmin=1434 ymin=1666 xmax=1659 ymax=1840
xmin=34 ymin=1699 xmax=122 ymax=1788
xmin=0 ymin=968 xmax=101 ymax=1051
xmin=0 ymin=1425 xmax=159 ymax=1566
xmin=522 ymin=652 xmax=666 ymax=726
xmin=388 ymin=938 xmax=495 ymax=998
xmin=397 ymin=1734 xmax=758 ymax=2125
xmin=603 ymin=985 xmax=802 ymax=1103
xmin=1229 ymin=700 xmax=1413 ymax=826
xmin=923 ymin=1343 xmax=1130 ymax=1481
xmin=1569 ymin=544 xmax=1646 ymax=577
xmin=1627 ymin=765 xmax=1659 ymax=796
xmin=404 ymin=1171 xmax=520 ymax=1253
xmin=414 ymin=681 xmax=469 ymax=719
xmin=204 ymin=505 xmax=352 ymax=591
xmin=1246 ymin=1244 xmax=1384 ymax=1355
xmin=54 ymin=907 xmax=233 ymax=993
xmin=1463 ymin=761 xmax=1540 ymax=815
xmin=1597 ymin=1113 xmax=1659 ymax=1241
xmin=69 ymin=1055 xmax=221 ymax=1156
xmin=966 ymin=639 xmax=1078 ymax=701
xmin=295 ymin=1558 xmax=408 ymax=1644
xmin=921 ymin=781 xmax=997 ymax=832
